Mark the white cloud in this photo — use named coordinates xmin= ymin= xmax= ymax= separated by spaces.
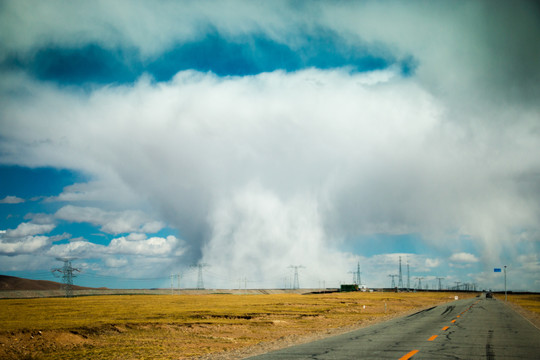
xmin=55 ymin=205 xmax=165 ymax=234
xmin=2 ymin=0 xmax=538 ymax=107
xmin=0 ymin=195 xmax=25 ymax=204
xmin=425 ymin=258 xmax=440 ymax=268
xmin=202 ymin=184 xmax=355 ymax=288
xmin=450 ymin=252 xmax=479 ymax=263
xmin=5 ymin=222 xmax=55 ymax=237
xmin=46 ymin=178 xmax=143 ymax=207
xmin=1 ymin=1 xmax=540 ymax=289
xmin=108 ymin=235 xmax=184 ymax=257
xmin=1 ymin=66 xmax=540 ymax=288
xmin=104 ymin=257 xmax=129 ymax=268
xmin=47 ymin=240 xmax=103 ymax=259
xmin=0 ymin=225 xmax=68 ymax=256
xmin=47 ymin=234 xmax=185 ymax=259
xmin=0 ymin=235 xmax=50 ymax=255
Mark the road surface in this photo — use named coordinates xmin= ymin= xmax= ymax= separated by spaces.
xmin=248 ymin=294 xmax=540 ymax=359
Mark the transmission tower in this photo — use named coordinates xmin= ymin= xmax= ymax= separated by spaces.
xmin=52 ymin=258 xmax=80 ymax=298
xmin=407 ymin=261 xmax=410 ymax=290
xmin=289 ymin=265 xmax=305 ymax=289
xmin=349 ymin=262 xmax=362 ymax=286
xmin=388 ymin=274 xmax=398 ymax=289
xmin=170 ymin=273 xmax=181 ymax=295
xmin=436 ymin=277 xmax=444 ymax=291
xmin=191 ymin=264 xmax=208 ymax=289
xmin=348 ymin=270 xmax=356 ymax=284
xmin=415 ymin=277 xmax=424 ymax=290
xmin=397 ymin=256 xmax=404 ymax=289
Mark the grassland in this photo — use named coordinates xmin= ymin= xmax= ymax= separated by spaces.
xmin=505 ymin=293 xmax=540 ymax=329
xmin=0 ymin=291 xmax=473 ymax=359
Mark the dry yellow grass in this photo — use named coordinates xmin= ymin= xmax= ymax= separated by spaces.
xmin=504 ymin=294 xmax=540 ymax=330
xmin=0 ymin=291 xmax=471 ymax=360
xmin=506 ymin=294 xmax=540 ymax=315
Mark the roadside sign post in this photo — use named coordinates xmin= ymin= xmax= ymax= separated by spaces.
xmin=494 ymin=267 xmax=507 ymax=301
xmin=504 ymin=265 xmax=507 ymax=302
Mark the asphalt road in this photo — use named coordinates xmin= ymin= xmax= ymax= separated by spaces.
xmin=248 ymin=294 xmax=540 ymax=359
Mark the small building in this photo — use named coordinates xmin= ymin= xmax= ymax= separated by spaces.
xmin=340 ymin=284 xmax=359 ymax=292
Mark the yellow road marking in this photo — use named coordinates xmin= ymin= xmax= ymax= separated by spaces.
xmin=399 ymin=349 xmax=419 ymax=360
xmin=451 ymin=319 xmax=456 ymax=323
xmin=428 ymin=335 xmax=438 ymax=341
xmin=442 ymin=326 xmax=449 ymax=331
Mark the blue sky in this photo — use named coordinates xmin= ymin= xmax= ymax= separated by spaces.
xmin=1 ymin=1 xmax=539 ymax=291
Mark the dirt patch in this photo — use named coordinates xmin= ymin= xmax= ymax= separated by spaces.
xmin=0 ymin=329 xmax=92 ymax=360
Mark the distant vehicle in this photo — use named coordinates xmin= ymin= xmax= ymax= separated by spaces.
xmin=486 ymin=292 xmax=493 ymax=299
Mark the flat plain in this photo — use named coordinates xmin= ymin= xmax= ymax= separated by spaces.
xmin=3 ymin=291 xmax=533 ymax=360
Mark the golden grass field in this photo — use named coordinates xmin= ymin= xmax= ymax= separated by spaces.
xmin=506 ymin=294 xmax=540 ymax=315
xmin=0 ymin=291 xmax=503 ymax=360
xmin=504 ymin=293 xmax=540 ymax=329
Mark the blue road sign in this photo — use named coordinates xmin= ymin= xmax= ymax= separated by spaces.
xmin=494 ymin=268 xmax=502 ymax=272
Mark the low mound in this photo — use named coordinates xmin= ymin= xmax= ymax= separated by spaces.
xmin=0 ymin=275 xmax=96 ymax=291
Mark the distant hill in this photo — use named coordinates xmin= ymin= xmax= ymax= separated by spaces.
xmin=0 ymin=275 xmax=105 ymax=291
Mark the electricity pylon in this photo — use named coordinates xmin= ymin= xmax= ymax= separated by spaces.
xmin=436 ymin=277 xmax=444 ymax=291
xmin=349 ymin=262 xmax=362 ymax=285
xmin=191 ymin=264 xmax=208 ymax=289
xmin=52 ymin=258 xmax=80 ymax=298
xmin=289 ymin=265 xmax=305 ymax=289
xmin=415 ymin=277 xmax=424 ymax=290
xmin=398 ymin=256 xmax=404 ymax=289
xmin=407 ymin=261 xmax=410 ymax=290
xmin=388 ymin=274 xmax=398 ymax=289
xmin=170 ymin=273 xmax=181 ymax=294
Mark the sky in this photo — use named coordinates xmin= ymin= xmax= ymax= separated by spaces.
xmin=1 ymin=0 xmax=540 ymax=291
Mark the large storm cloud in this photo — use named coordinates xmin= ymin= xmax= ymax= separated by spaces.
xmin=1 ymin=0 xmax=539 ymax=289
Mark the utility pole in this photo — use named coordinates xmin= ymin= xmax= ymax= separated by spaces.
xmin=504 ymin=265 xmax=507 ymax=301
xmin=436 ymin=277 xmax=444 ymax=291
xmin=454 ymin=281 xmax=461 ymax=291
xmin=289 ymin=265 xmax=305 ymax=289
xmin=52 ymin=258 xmax=80 ymax=298
xmin=398 ymin=256 xmax=404 ymax=290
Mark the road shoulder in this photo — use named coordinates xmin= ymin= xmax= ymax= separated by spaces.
xmin=503 ymin=299 xmax=540 ymax=330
